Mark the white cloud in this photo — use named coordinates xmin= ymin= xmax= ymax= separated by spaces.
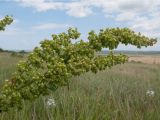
xmin=0 ymin=27 xmax=19 ymax=35
xmin=131 ymin=16 xmax=160 ymax=31
xmin=66 ymin=2 xmax=92 ymax=17
xmin=14 ymin=0 xmax=93 ymax=17
xmin=0 ymin=26 xmax=35 ymax=36
xmin=11 ymin=0 xmax=160 ymax=39
xmin=115 ymin=12 xmax=137 ymax=21
xmin=32 ymin=23 xmax=70 ymax=30
xmin=91 ymin=0 xmax=160 ymax=39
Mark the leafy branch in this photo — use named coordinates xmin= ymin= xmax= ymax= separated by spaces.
xmin=0 ymin=27 xmax=157 ymax=112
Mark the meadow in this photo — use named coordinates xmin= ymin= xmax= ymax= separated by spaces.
xmin=0 ymin=52 xmax=160 ymax=120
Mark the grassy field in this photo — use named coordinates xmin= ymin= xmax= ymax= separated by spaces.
xmin=0 ymin=52 xmax=160 ymax=120
xmin=129 ymin=55 xmax=160 ymax=64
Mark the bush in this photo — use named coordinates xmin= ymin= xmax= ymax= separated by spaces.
xmin=0 ymin=27 xmax=157 ymax=112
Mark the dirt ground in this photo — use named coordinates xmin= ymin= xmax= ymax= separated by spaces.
xmin=129 ymin=55 xmax=160 ymax=64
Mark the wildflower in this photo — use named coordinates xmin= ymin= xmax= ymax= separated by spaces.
xmin=46 ymin=98 xmax=56 ymax=107
xmin=146 ymin=90 xmax=155 ymax=97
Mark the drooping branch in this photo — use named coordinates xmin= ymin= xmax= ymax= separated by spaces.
xmin=0 ymin=15 xmax=13 ymax=31
xmin=0 ymin=27 xmax=157 ymax=112
xmin=88 ymin=28 xmax=157 ymax=50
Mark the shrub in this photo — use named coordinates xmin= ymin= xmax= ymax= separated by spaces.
xmin=0 ymin=27 xmax=157 ymax=112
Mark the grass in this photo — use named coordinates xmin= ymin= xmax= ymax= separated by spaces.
xmin=0 ymin=52 xmax=160 ymax=120
xmin=0 ymin=52 xmax=21 ymax=85
xmin=129 ymin=55 xmax=160 ymax=64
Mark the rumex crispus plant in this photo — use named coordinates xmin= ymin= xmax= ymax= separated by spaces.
xmin=0 ymin=26 xmax=157 ymax=112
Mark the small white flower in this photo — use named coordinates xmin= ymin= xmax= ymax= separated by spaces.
xmin=47 ymin=98 xmax=56 ymax=107
xmin=146 ymin=90 xmax=155 ymax=97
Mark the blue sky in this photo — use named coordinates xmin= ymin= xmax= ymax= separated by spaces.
xmin=0 ymin=0 xmax=160 ymax=51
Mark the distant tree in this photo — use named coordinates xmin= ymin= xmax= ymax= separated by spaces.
xmin=19 ymin=50 xmax=26 ymax=54
xmin=0 ymin=48 xmax=4 ymax=52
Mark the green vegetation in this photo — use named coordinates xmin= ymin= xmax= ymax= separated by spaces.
xmin=0 ymin=16 xmax=158 ymax=119
xmin=0 ymin=53 xmax=20 ymax=86
xmin=0 ymin=15 xmax=13 ymax=31
xmin=0 ymin=53 xmax=160 ymax=120
xmin=0 ymin=28 xmax=156 ymax=112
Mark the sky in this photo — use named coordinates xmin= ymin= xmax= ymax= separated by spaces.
xmin=0 ymin=0 xmax=160 ymax=51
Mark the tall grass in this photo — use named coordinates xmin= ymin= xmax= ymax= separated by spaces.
xmin=0 ymin=52 xmax=21 ymax=85
xmin=0 ymin=53 xmax=160 ymax=120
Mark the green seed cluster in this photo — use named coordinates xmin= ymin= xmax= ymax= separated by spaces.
xmin=0 ymin=27 xmax=156 ymax=112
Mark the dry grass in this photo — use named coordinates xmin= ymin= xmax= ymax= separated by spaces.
xmin=129 ymin=55 xmax=160 ymax=64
